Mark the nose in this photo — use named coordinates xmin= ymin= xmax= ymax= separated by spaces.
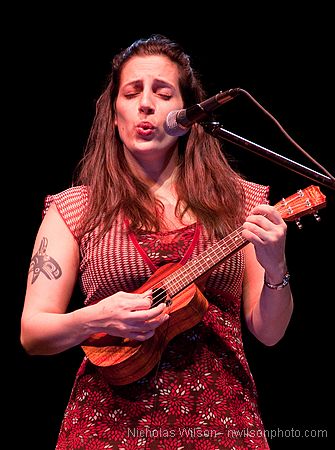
xmin=138 ymin=90 xmax=155 ymax=115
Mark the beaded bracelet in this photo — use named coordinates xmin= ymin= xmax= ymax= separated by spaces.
xmin=264 ymin=271 xmax=290 ymax=290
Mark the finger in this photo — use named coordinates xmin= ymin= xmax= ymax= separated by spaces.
xmin=241 ymin=228 xmax=264 ymax=245
xmin=243 ymin=218 xmax=271 ymax=240
xmin=127 ymin=311 xmax=170 ymax=335
xmin=129 ymin=321 xmax=167 ymax=336
xmin=125 ymin=312 xmax=169 ymax=334
xmin=130 ymin=302 xmax=167 ymax=321
xmin=128 ymin=293 xmax=153 ymax=311
xmin=244 ymin=215 xmax=274 ymax=231
xmin=128 ymin=330 xmax=155 ymax=341
xmin=249 ymin=205 xmax=284 ymax=225
xmin=142 ymin=289 xmax=153 ymax=298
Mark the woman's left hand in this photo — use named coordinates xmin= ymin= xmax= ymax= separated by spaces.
xmin=241 ymin=204 xmax=287 ymax=276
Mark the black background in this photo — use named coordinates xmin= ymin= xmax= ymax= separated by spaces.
xmin=10 ymin=5 xmax=334 ymax=450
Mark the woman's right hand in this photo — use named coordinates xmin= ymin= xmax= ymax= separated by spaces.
xmin=84 ymin=289 xmax=170 ymax=341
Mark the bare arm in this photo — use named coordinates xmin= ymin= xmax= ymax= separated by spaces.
xmin=242 ymin=204 xmax=294 ymax=346
xmin=20 ymin=204 xmax=168 ymax=355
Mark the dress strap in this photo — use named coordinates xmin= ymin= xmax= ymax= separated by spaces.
xmin=179 ymin=221 xmax=201 ymax=265
xmin=125 ymin=218 xmax=201 ymax=271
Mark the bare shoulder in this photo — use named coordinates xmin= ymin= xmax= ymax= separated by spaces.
xmin=30 ymin=202 xmax=79 ymax=283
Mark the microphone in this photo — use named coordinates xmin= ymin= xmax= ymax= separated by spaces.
xmin=164 ymin=88 xmax=241 ymax=136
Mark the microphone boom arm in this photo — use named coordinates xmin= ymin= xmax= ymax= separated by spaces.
xmin=202 ymin=121 xmax=335 ymax=191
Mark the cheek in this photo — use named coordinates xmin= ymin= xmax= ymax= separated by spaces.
xmin=114 ymin=105 xmax=129 ymax=130
xmin=114 ymin=98 xmax=124 ymax=127
xmin=115 ymin=118 xmax=131 ymax=145
xmin=114 ymin=110 xmax=124 ymax=133
xmin=116 ymin=123 xmax=126 ymax=141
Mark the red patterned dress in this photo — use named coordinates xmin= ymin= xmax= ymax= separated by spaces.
xmin=44 ymin=180 xmax=270 ymax=450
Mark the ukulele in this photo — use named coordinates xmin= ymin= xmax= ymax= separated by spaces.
xmin=82 ymin=185 xmax=326 ymax=385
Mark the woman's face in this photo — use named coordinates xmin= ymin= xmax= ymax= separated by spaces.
xmin=115 ymin=55 xmax=184 ymax=161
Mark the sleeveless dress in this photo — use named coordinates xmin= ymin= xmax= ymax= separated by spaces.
xmin=44 ymin=180 xmax=270 ymax=450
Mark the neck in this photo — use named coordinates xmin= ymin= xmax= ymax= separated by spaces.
xmin=125 ymin=145 xmax=179 ymax=187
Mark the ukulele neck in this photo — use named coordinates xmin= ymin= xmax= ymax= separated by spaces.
xmin=163 ymin=226 xmax=247 ymax=298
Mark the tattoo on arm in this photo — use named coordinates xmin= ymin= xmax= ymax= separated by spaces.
xmin=29 ymin=237 xmax=62 ymax=284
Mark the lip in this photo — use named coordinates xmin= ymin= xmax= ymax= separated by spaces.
xmin=136 ymin=121 xmax=156 ymax=137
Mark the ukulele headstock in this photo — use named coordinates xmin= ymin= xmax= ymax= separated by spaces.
xmin=274 ymin=185 xmax=327 ymax=228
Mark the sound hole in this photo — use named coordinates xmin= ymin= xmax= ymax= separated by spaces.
xmin=152 ymin=287 xmax=172 ymax=307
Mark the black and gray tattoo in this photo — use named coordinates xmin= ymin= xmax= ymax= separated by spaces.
xmin=29 ymin=237 xmax=62 ymax=284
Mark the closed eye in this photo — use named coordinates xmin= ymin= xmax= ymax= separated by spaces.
xmin=124 ymin=92 xmax=139 ymax=98
xmin=157 ymin=93 xmax=172 ymax=100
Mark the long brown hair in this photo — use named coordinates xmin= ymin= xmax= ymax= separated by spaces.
xmin=74 ymin=34 xmax=245 ymax=239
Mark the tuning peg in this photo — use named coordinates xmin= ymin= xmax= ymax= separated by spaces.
xmin=295 ymin=218 xmax=303 ymax=229
xmin=313 ymin=212 xmax=321 ymax=222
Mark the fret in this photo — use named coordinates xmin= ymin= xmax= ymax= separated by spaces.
xmin=165 ymin=226 xmax=248 ymax=297
xmin=163 ymin=186 xmax=326 ymax=298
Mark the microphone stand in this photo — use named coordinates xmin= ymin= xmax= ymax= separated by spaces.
xmin=201 ymin=121 xmax=335 ymax=191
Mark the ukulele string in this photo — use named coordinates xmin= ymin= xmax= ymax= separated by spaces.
xmin=148 ymin=187 xmax=304 ymax=309
xmin=149 ymin=189 xmax=315 ymax=308
xmin=149 ymin=226 xmax=246 ymax=309
xmin=147 ymin=239 xmax=235 ymax=307
xmin=149 ymin=191 xmax=300 ymax=309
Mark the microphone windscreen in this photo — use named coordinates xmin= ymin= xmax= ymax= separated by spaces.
xmin=164 ymin=110 xmax=189 ymax=137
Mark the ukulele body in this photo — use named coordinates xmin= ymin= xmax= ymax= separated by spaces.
xmin=82 ymin=262 xmax=209 ymax=385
